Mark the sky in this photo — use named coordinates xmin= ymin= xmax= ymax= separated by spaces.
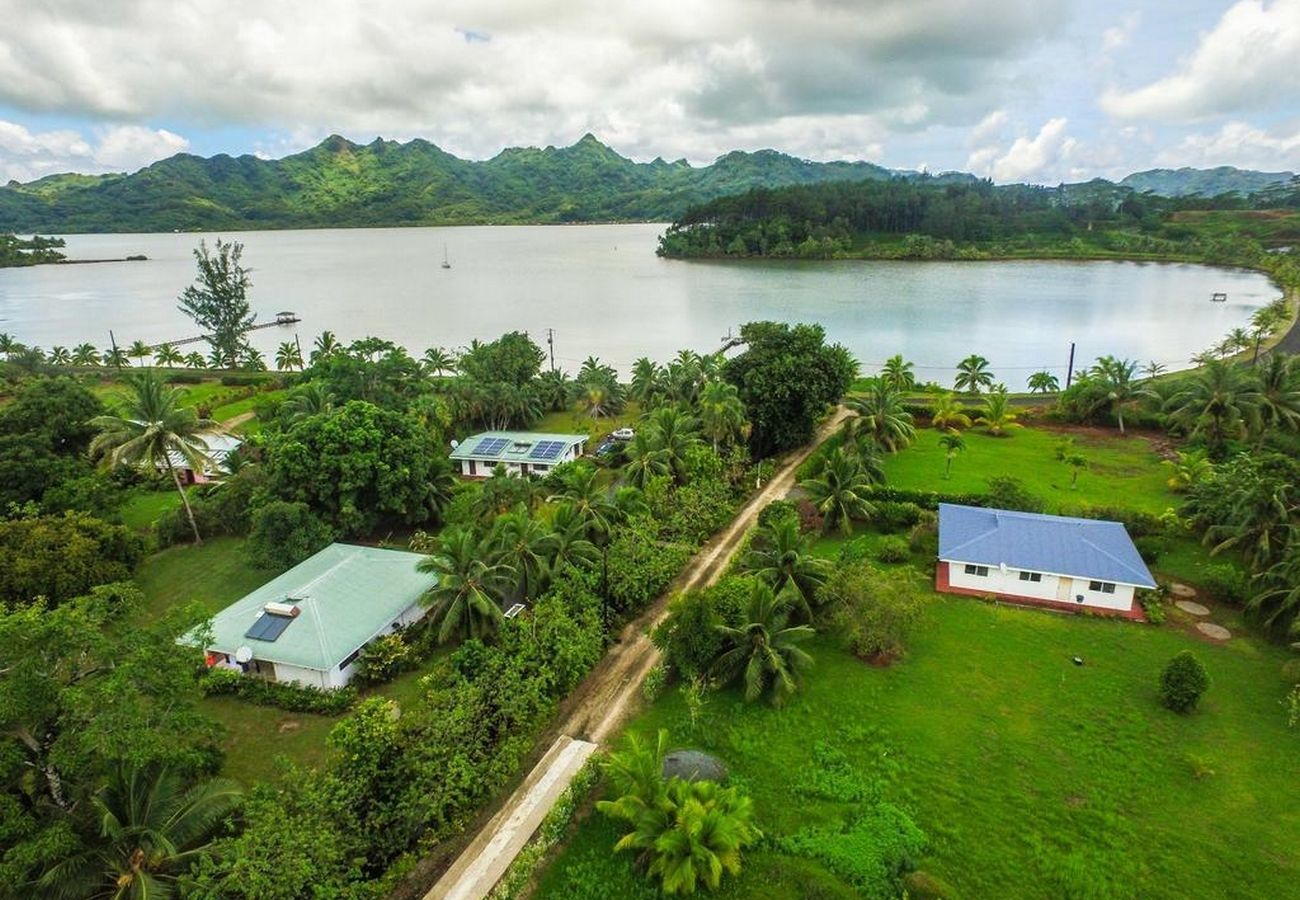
xmin=0 ymin=0 xmax=1298 ymax=185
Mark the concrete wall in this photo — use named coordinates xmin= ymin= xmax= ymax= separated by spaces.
xmin=269 ymin=661 xmax=333 ymax=690
xmin=940 ymin=559 xmax=1136 ymax=613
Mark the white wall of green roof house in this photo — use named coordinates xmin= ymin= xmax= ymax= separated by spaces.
xmin=193 ymin=543 xmax=436 ymax=689
xmin=450 ymin=431 xmax=586 ymax=478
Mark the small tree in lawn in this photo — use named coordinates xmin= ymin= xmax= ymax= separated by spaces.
xmin=1160 ymin=650 xmax=1210 ymax=713
xmin=938 ymin=429 xmax=965 ymax=479
xmin=1064 ymin=452 xmax=1088 ymax=489
xmin=178 ymin=239 xmax=255 ymax=369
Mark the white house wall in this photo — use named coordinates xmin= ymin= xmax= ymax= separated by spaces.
xmin=944 ymin=559 xmax=1136 ymax=612
xmin=270 ymin=661 xmax=333 ymax=689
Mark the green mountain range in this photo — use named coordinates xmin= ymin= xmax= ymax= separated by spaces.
xmin=0 ymin=134 xmax=910 ymax=233
xmin=1119 ymin=166 xmax=1297 ymax=197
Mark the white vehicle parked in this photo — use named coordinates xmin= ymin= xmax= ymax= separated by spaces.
xmin=610 ymin=427 xmax=635 ymax=441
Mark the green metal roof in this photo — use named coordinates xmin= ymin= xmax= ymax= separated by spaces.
xmin=194 ymin=543 xmax=436 ymax=671
xmin=449 ymin=431 xmax=587 ymax=461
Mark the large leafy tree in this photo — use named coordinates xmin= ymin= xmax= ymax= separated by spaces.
xmin=0 ymin=512 xmax=146 ymax=607
xmin=846 ymin=379 xmax=915 ymax=452
xmin=417 ymin=526 xmax=514 ymax=643
xmin=177 ymin=239 xmax=255 ymax=368
xmin=89 ymin=372 xmax=221 ymax=544
xmin=265 ymin=400 xmax=443 ymax=535
xmin=37 ymin=764 xmax=241 ymax=900
xmin=457 ymin=331 xmax=545 ymax=387
xmin=711 ymin=581 xmax=815 ymax=706
xmin=736 ymin=516 xmax=831 ymax=619
xmin=723 ymin=322 xmax=856 ymax=457
xmin=800 ymin=446 xmax=879 ymax=535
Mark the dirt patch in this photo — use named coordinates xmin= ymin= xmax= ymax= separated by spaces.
xmin=277 ymin=719 xmax=301 ymax=734
xmin=1065 ymin=795 xmax=1087 ymax=808
xmin=859 ymin=649 xmax=900 ymax=668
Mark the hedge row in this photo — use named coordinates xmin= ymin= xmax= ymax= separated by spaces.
xmin=199 ymin=666 xmax=357 ymax=715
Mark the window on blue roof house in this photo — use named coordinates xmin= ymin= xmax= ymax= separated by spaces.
xmin=1088 ymin=580 xmax=1116 ymax=593
xmin=1018 ymin=571 xmax=1043 ymax=582
xmin=964 ymin=564 xmax=989 ymax=577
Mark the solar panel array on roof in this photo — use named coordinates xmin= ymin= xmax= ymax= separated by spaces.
xmin=245 ymin=611 xmax=295 ymax=642
xmin=529 ymin=440 xmax=566 ymax=460
xmin=472 ymin=436 xmax=510 ymax=457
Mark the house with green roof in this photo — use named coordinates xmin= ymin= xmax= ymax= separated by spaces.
xmin=192 ymin=543 xmax=436 ymax=689
xmin=450 ymin=431 xmax=587 ymax=478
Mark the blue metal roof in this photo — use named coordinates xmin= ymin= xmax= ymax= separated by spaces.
xmin=937 ymin=504 xmax=1156 ymax=588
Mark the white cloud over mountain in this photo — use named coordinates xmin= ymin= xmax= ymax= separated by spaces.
xmin=0 ymin=120 xmax=187 ymax=182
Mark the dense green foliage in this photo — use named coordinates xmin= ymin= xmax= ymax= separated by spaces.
xmin=177 ymin=239 xmax=256 ymax=368
xmin=246 ymin=500 xmax=336 ymax=569
xmin=0 ymin=233 xmax=64 ymax=266
xmin=1160 ymin=650 xmax=1212 ymax=713
xmin=0 ymin=512 xmax=146 ymax=606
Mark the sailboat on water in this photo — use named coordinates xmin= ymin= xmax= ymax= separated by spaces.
xmin=441 ymin=244 xmax=451 ymax=269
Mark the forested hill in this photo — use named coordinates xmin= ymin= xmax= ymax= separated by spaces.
xmin=1120 ymin=166 xmax=1297 ymax=197
xmin=0 ymin=134 xmax=912 ymax=233
xmin=655 ymin=177 xmax=1300 ymax=265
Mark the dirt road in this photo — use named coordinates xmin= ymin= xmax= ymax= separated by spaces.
xmin=423 ymin=406 xmax=850 ymax=900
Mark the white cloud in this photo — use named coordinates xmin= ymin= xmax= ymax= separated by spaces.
xmin=1156 ymin=120 xmax=1300 ymax=171
xmin=0 ymin=0 xmax=1069 ymax=164
xmin=0 ymin=120 xmax=188 ymax=182
xmin=1101 ymin=11 xmax=1141 ymax=54
xmin=1101 ymin=0 xmax=1300 ymax=122
xmin=983 ymin=117 xmax=1077 ymax=183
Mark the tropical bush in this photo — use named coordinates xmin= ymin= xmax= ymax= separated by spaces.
xmin=0 ymin=511 xmax=146 ymax=606
xmin=821 ymin=564 xmax=928 ymax=662
xmin=247 ymin=500 xmax=336 ymax=569
xmin=199 ymin=667 xmax=358 ymax=715
xmin=875 ymin=536 xmax=911 ymax=564
xmin=1160 ymin=651 xmax=1211 ymax=713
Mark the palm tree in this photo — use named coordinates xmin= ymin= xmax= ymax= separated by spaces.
xmin=1203 ymin=482 xmax=1293 ymax=571
xmin=206 ymin=347 xmax=225 ymax=370
xmin=417 ymin=527 xmax=514 ymax=643
xmin=238 ymin=345 xmax=266 ymax=371
xmin=127 ymin=340 xmax=153 ymax=367
xmin=36 ymin=763 xmax=241 ymax=900
xmin=644 ymin=406 xmax=703 ymax=483
xmin=536 ymin=369 xmax=573 ymax=413
xmin=846 ymin=380 xmax=915 ymax=452
xmin=954 ymin=354 xmax=994 ymax=394
xmin=89 ymin=372 xmax=222 ymax=544
xmin=490 ymin=506 xmax=557 ymax=601
xmin=737 ymin=517 xmax=831 ymax=619
xmin=72 ymin=343 xmax=100 ymax=366
xmin=281 ymin=384 xmax=335 ymax=426
xmin=1248 ymin=545 xmax=1300 ymax=633
xmin=880 ymin=354 xmax=916 ymax=392
xmin=548 ymin=503 xmax=601 ymax=571
xmin=547 ymin=463 xmax=620 ymax=544
xmin=1027 ymin=371 xmax=1059 ymax=394
xmin=1164 ymin=360 xmax=1263 ymax=456
xmin=275 ymin=341 xmax=303 ymax=371
xmin=1143 ymin=360 xmax=1167 ymax=380
xmin=1089 ymin=355 xmax=1152 ymax=435
xmin=800 ymin=446 xmax=878 ymax=535
xmin=630 ymin=356 xmax=665 ymax=408
xmin=711 ymin=580 xmax=815 ymax=706
xmin=154 ymin=344 xmax=184 ymax=368
xmin=1063 ymin=452 xmax=1087 ymax=489
xmin=311 ymin=330 xmax=339 ymax=363
xmin=1255 ymin=352 xmax=1300 ymax=434
xmin=183 ymin=351 xmax=207 ymax=369
xmin=938 ymin=430 xmax=965 ymax=479
xmin=0 ymin=333 xmax=18 ymax=359
xmin=974 ymin=390 xmax=1021 ymax=436
xmin=105 ymin=346 xmax=129 ymax=369
xmin=928 ymin=393 xmax=973 ymax=431
xmin=698 ymin=380 xmax=747 ymax=451
xmin=624 ymin=431 xmax=671 ymax=489
xmin=1163 ymin=449 xmax=1213 ymax=492
xmin=47 ymin=345 xmax=71 ymax=366
xmin=421 ymin=346 xmax=457 ymax=377
xmin=581 ymin=382 xmax=612 ymax=420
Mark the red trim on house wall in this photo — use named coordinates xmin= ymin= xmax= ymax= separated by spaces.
xmin=934 ymin=561 xmax=1145 ymax=621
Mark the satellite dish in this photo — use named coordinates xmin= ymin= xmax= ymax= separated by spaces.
xmin=450 ymin=439 xmax=460 ymax=450
xmin=234 ymin=646 xmax=253 ymax=663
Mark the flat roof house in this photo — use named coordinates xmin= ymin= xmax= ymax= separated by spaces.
xmin=450 ymin=431 xmax=587 ymax=478
xmin=191 ymin=543 xmax=435 ymax=689
xmin=164 ymin=433 xmax=243 ymax=485
xmin=936 ymin=503 xmax=1156 ymax=619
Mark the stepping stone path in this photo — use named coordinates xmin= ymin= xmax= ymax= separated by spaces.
xmin=1169 ymin=583 xmax=1198 ymax=598
xmin=1176 ymin=600 xmax=1211 ymax=617
xmin=1196 ymin=622 xmax=1232 ymax=641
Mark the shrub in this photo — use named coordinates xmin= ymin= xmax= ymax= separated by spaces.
xmin=821 ymin=565 xmax=927 ymax=661
xmin=866 ymin=486 xmax=987 ymax=510
xmin=1197 ymin=564 xmax=1248 ymax=604
xmin=778 ymin=803 xmax=926 ymax=897
xmin=1138 ymin=587 xmax=1167 ymax=625
xmin=908 ymin=520 xmax=939 ymax=558
xmin=219 ymin=372 xmax=272 ymax=387
xmin=1133 ymin=535 xmax=1168 ymax=564
xmin=165 ymin=371 xmax=204 ymax=384
xmin=0 ymin=512 xmax=147 ymax=606
xmin=651 ymin=579 xmax=751 ymax=681
xmin=641 ymin=663 xmax=667 ymax=702
xmin=984 ymin=476 xmax=1044 ymax=513
xmin=1160 ymin=650 xmax=1210 ymax=713
xmin=874 ymin=501 xmax=925 ymax=532
xmin=757 ymin=499 xmax=800 ymax=531
xmin=354 ymin=632 xmax=414 ymax=685
xmin=247 ymin=500 xmax=336 ymax=570
xmin=875 ymin=536 xmax=911 ymax=564
xmin=200 ymin=667 xmax=357 ymax=714
xmin=838 ymin=535 xmax=875 ymax=566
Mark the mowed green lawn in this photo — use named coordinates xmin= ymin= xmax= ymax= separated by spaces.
xmin=537 ymin=599 xmax=1300 ymax=899
xmin=885 ymin=424 xmax=1179 ymax=514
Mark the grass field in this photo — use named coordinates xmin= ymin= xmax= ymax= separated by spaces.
xmin=536 ymin=598 xmax=1300 ymax=899
xmin=117 ymin=488 xmax=183 ymax=531
xmin=883 ymin=424 xmax=1179 ymax=515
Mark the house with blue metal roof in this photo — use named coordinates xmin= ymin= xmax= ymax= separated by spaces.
xmin=450 ymin=431 xmax=587 ymax=478
xmin=936 ymin=504 xmax=1156 ymax=618
xmin=189 ymin=543 xmax=436 ymax=689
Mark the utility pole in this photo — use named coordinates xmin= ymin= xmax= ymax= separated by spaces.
xmin=1065 ymin=341 xmax=1076 ymax=390
xmin=108 ymin=330 xmax=121 ymax=369
xmin=546 ymin=328 xmax=556 ymax=372
xmin=294 ymin=332 xmax=304 ymax=369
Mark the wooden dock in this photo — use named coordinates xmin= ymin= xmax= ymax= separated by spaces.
xmin=148 ymin=314 xmax=299 ymax=351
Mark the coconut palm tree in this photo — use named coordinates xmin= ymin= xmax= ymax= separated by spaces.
xmin=737 ymin=517 xmax=832 ymax=619
xmin=1143 ymin=360 xmax=1167 ymax=380
xmin=711 ymin=580 xmax=815 ymax=706
xmin=800 ymin=446 xmax=878 ymax=535
xmin=536 ymin=369 xmax=573 ymax=413
xmin=105 ymin=346 xmax=129 ymax=369
xmin=624 ymin=431 xmax=671 ymax=489
xmin=1089 ymin=355 xmax=1152 ymax=435
xmin=698 ymin=379 xmax=747 ymax=451
xmin=1063 ymin=452 xmax=1088 ymax=489
xmin=206 ymin=347 xmax=225 ymax=370
xmin=89 ymin=372 xmax=221 ymax=544
xmin=311 ymin=330 xmax=339 ymax=363
xmin=421 ymin=346 xmax=457 ymax=377
xmin=938 ymin=430 xmax=965 ymax=479
xmin=282 ymin=383 xmax=336 ymax=426
xmin=0 ymin=333 xmax=18 ymax=359
xmin=417 ymin=526 xmax=514 ymax=643
xmin=153 ymin=344 xmax=184 ymax=368
xmin=954 ymin=354 xmax=994 ymax=394
xmin=36 ymin=763 xmax=241 ymax=900
xmin=490 ymin=506 xmax=558 ymax=601
xmin=975 ymin=390 xmax=1021 ymax=436
xmin=274 ymin=341 xmax=303 ymax=371
xmin=547 ymin=462 xmax=620 ymax=544
xmin=127 ymin=340 xmax=153 ymax=367
xmin=1248 ymin=545 xmax=1300 ymax=633
xmin=1203 ymin=481 xmax=1294 ymax=571
xmin=238 ymin=345 xmax=266 ymax=371
xmin=548 ymin=503 xmax=601 ymax=571
xmin=630 ymin=356 xmax=666 ymax=409
xmin=929 ymin=393 xmax=972 ymax=430
xmin=72 ymin=343 xmax=100 ymax=367
xmin=1027 ymin=371 xmax=1059 ymax=394
xmin=183 ymin=351 xmax=206 ymax=369
xmin=1255 ymin=352 xmax=1300 ymax=434
xmin=644 ymin=405 xmax=703 ymax=483
xmin=47 ymin=345 xmax=71 ymax=366
xmin=880 ymin=354 xmax=916 ymax=392
xmin=1164 ymin=360 xmax=1263 ymax=456
xmin=845 ymin=380 xmax=915 ymax=452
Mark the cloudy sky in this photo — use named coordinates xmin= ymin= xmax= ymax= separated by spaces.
xmin=1 ymin=0 xmax=1298 ymax=184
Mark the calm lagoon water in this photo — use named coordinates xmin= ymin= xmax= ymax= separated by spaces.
xmin=0 ymin=223 xmax=1277 ymax=389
